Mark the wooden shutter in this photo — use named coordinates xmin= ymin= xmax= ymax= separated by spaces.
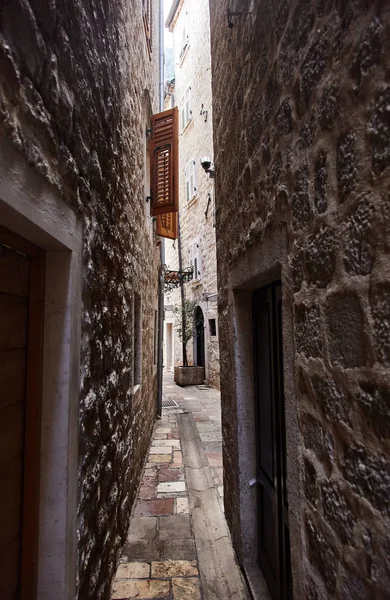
xmin=185 ymin=160 xmax=196 ymax=202
xmin=143 ymin=0 xmax=152 ymax=56
xmin=190 ymin=160 xmax=196 ymax=197
xmin=150 ymin=107 xmax=179 ymax=216
xmin=185 ymin=87 xmax=191 ymax=124
xmin=156 ymin=211 xmax=178 ymax=240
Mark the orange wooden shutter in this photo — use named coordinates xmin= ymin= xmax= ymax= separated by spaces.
xmin=150 ymin=107 xmax=179 ymax=216
xmin=156 ymin=211 xmax=178 ymax=240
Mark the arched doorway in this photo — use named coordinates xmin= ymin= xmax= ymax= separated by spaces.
xmin=195 ymin=306 xmax=205 ymax=367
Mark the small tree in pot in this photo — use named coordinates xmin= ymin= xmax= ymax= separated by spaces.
xmin=173 ymin=299 xmax=205 ymax=386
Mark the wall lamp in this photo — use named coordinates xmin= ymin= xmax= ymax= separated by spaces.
xmin=200 ymin=156 xmax=215 ymax=179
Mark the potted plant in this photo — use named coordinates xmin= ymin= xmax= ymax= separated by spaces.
xmin=173 ymin=299 xmax=205 ymax=386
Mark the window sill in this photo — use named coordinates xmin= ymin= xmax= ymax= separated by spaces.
xmin=179 ymin=43 xmax=190 ymax=65
xmin=187 ymin=195 xmax=198 ymax=209
xmin=190 ymin=279 xmax=202 ymax=287
xmin=181 ymin=118 xmax=193 ymax=135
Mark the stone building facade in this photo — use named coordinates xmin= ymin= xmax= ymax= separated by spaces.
xmin=209 ymin=1 xmax=390 ymax=599
xmin=164 ymin=0 xmax=220 ymax=388
xmin=0 ymin=1 xmax=160 ymax=599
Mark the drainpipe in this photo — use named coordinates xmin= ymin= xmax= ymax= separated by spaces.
xmin=156 ymin=0 xmax=165 ymax=418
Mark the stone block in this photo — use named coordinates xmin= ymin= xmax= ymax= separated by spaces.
xmin=301 ymin=33 xmax=329 ymax=104
xmin=314 ymin=149 xmax=328 ymax=213
xmin=123 ymin=517 xmax=159 ymax=562
xmin=148 ymin=454 xmax=172 ymax=463
xmin=304 ymin=457 xmax=319 ymax=508
xmin=306 ymin=516 xmax=338 ymax=594
xmin=309 ymin=374 xmax=350 ymax=425
xmin=151 ymin=560 xmax=198 ymax=578
xmin=302 ymin=413 xmax=334 ymax=467
xmin=157 ymin=481 xmax=186 ymax=494
xmin=292 ymin=164 xmax=311 ymax=231
xmin=112 ymin=578 xmax=169 ymax=599
xmin=370 ymin=282 xmax=390 ymax=364
xmin=295 ymin=304 xmax=323 ymax=358
xmin=341 ymin=573 xmax=373 ymax=600
xmin=158 ymin=466 xmax=184 ymax=483
xmin=160 ymin=539 xmax=196 ymax=561
xmin=318 ymin=81 xmax=339 ymax=130
xmin=305 ymin=227 xmax=335 ymax=287
xmin=115 ymin=562 xmax=150 ymax=579
xmin=337 ymin=130 xmax=358 ymax=201
xmin=176 ymin=498 xmax=189 ymax=514
xmin=172 ymin=577 xmax=201 ymax=600
xmin=341 ymin=443 xmax=390 ymax=514
xmin=321 ymin=482 xmax=356 ymax=544
xmin=134 ymin=499 xmax=175 ymax=517
xmin=325 ymin=292 xmax=366 ymax=367
xmin=368 ymin=85 xmax=390 ymax=174
xmin=343 ymin=200 xmax=375 ymax=276
xmin=174 ymin=366 xmax=205 ymax=387
xmin=159 ymin=515 xmax=192 ymax=541
xmin=357 ymin=381 xmax=390 ymax=440
xmin=351 ymin=17 xmax=382 ymax=90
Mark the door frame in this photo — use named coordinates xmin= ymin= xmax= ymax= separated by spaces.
xmin=252 ymin=282 xmax=291 ymax=599
xmin=0 ymin=136 xmax=82 ymax=599
xmin=0 ymin=228 xmax=46 ymax=599
xmin=228 ymin=228 xmax=304 ymax=599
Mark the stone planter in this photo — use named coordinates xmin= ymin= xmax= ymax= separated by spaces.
xmin=174 ymin=366 xmax=205 ymax=387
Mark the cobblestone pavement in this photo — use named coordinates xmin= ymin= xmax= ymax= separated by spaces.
xmin=111 ymin=372 xmax=222 ymax=599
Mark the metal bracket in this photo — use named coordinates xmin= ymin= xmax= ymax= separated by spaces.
xmin=248 ymin=478 xmax=258 ymax=488
xmin=227 ymin=8 xmax=252 ymax=29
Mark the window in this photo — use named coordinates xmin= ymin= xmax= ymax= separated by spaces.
xmin=188 ymin=239 xmax=202 ymax=281
xmin=209 ymin=318 xmax=217 ymax=338
xmin=142 ymin=0 xmax=152 ymax=57
xmin=185 ymin=160 xmax=197 ymax=202
xmin=133 ymin=294 xmax=142 ymax=386
xmin=180 ymin=87 xmax=192 ymax=130
xmin=179 ymin=9 xmax=190 ymax=61
xmin=154 ymin=310 xmax=158 ymax=365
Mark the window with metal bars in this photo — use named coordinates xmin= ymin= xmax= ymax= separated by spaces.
xmin=188 ymin=239 xmax=201 ymax=281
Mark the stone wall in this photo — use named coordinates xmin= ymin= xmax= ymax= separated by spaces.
xmin=164 ymin=0 xmax=220 ymax=388
xmin=209 ymin=0 xmax=390 ymax=597
xmin=0 ymin=1 xmax=160 ymax=598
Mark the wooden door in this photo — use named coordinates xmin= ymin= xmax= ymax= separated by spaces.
xmin=195 ymin=307 xmax=205 ymax=368
xmin=0 ymin=226 xmax=44 ymax=600
xmin=166 ymin=323 xmax=173 ymax=371
xmin=253 ymin=282 xmax=291 ymax=600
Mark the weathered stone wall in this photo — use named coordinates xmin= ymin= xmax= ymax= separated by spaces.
xmin=164 ymin=0 xmax=220 ymax=388
xmin=0 ymin=1 xmax=160 ymax=598
xmin=209 ymin=0 xmax=390 ymax=597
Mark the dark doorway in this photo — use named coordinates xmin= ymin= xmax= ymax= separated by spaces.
xmin=195 ymin=306 xmax=205 ymax=367
xmin=0 ymin=226 xmax=45 ymax=600
xmin=253 ymin=282 xmax=291 ymax=600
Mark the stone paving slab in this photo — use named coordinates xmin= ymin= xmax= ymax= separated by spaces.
xmin=111 ymin=408 xmax=203 ymax=599
xmin=110 ymin=372 xmax=245 ymax=599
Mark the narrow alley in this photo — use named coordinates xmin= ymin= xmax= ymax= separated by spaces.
xmin=111 ymin=373 xmax=248 ymax=599
xmin=0 ymin=0 xmax=389 ymax=599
